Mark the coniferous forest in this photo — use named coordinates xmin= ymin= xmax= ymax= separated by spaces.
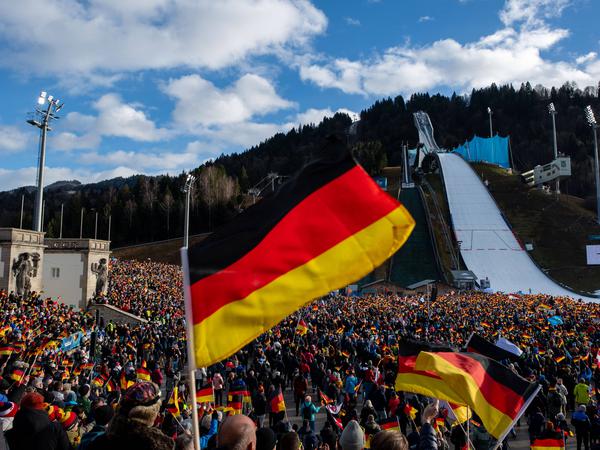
xmin=1 ymin=81 xmax=599 ymax=247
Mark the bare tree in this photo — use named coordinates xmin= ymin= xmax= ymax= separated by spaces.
xmin=197 ymin=166 xmax=238 ymax=229
xmin=159 ymin=189 xmax=174 ymax=236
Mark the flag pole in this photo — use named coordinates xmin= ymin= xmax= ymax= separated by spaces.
xmin=466 ymin=407 xmax=470 ymax=450
xmin=491 ymin=384 xmax=541 ymax=450
xmin=181 ymin=247 xmax=201 ymax=450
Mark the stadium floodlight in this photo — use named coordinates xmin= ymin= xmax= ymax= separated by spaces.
xmin=585 ymin=106 xmax=600 ymax=224
xmin=487 ymin=107 xmax=493 ymax=138
xmin=182 ymin=174 xmax=196 ymax=248
xmin=548 ymin=103 xmax=559 ymax=192
xmin=27 ymin=91 xmax=63 ymax=232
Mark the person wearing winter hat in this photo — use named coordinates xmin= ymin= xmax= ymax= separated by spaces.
xmin=256 ymin=427 xmax=277 ymax=450
xmin=87 ymin=381 xmax=174 ymax=450
xmin=0 ymin=401 xmax=18 ymax=431
xmin=5 ymin=392 xmax=71 ymax=450
xmin=60 ymin=410 xmax=82 ymax=447
xmin=339 ymin=420 xmax=365 ymax=450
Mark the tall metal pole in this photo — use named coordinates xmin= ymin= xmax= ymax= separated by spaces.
xmin=184 ymin=186 xmax=191 ymax=248
xmin=59 ymin=204 xmax=64 ymax=238
xmin=94 ymin=211 xmax=98 ymax=240
xmin=80 ymin=208 xmax=84 ymax=239
xmin=41 ymin=200 xmax=45 ymax=232
xmin=19 ymin=195 xmax=24 ymax=229
xmin=592 ymin=126 xmax=600 ymax=225
xmin=33 ymin=122 xmax=48 ymax=232
xmin=108 ymin=215 xmax=112 ymax=241
xmin=549 ymin=103 xmax=560 ymax=193
xmin=488 ymin=108 xmax=493 ymax=138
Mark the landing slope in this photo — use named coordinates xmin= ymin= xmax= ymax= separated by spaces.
xmin=438 ymin=153 xmax=597 ymax=301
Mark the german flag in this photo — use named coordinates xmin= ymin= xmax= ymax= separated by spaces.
xmin=166 ymin=386 xmax=180 ymax=416
xmin=415 ymin=351 xmax=540 ymax=440
xmin=466 ymin=334 xmax=520 ymax=362
xmin=120 ymin=371 xmax=134 ymax=390
xmin=379 ymin=417 xmax=401 ymax=431
xmin=136 ymin=367 xmax=151 ymax=381
xmin=480 ymin=322 xmax=492 ymax=328
xmin=403 ymin=403 xmax=418 ymax=420
xmin=10 ymin=369 xmax=24 ymax=382
xmin=228 ymin=400 xmax=243 ymax=415
xmin=196 ymin=385 xmax=214 ymax=404
xmin=531 ymin=438 xmax=565 ymax=450
xmin=80 ymin=362 xmax=94 ymax=371
xmin=395 ymin=338 xmax=465 ymax=406
xmin=296 ymin=319 xmax=309 ymax=336
xmin=319 ymin=391 xmax=333 ymax=405
xmin=270 ymin=391 xmax=286 ymax=413
xmin=554 ymin=355 xmax=565 ymax=364
xmin=227 ymin=389 xmax=251 ymax=403
xmin=539 ymin=303 xmax=552 ymax=310
xmin=0 ymin=346 xmax=14 ymax=356
xmin=184 ymin=142 xmax=415 ymax=367
xmin=92 ymin=373 xmax=108 ymax=388
xmin=106 ymin=379 xmax=118 ymax=392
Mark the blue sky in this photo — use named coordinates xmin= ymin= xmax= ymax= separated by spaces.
xmin=0 ymin=0 xmax=598 ymax=191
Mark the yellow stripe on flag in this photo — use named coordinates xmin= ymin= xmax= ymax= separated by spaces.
xmin=192 ymin=206 xmax=414 ymax=367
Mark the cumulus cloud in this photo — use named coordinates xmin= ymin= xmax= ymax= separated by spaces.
xmin=51 ymin=94 xmax=169 ymax=151
xmin=164 ymin=73 xmax=295 ymax=129
xmin=79 ymin=150 xmax=199 ymax=171
xmin=0 ymin=165 xmax=141 ymax=191
xmin=299 ymin=1 xmax=600 ymax=97
xmin=294 ymin=107 xmax=359 ymax=125
xmin=0 ymin=0 xmax=326 ymax=82
xmin=0 ymin=125 xmax=29 ymax=153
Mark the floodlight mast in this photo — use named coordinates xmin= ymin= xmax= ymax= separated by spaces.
xmin=27 ymin=92 xmax=62 ymax=232
xmin=585 ymin=106 xmax=600 ymax=225
xmin=487 ymin=107 xmax=493 ymax=138
xmin=548 ymin=103 xmax=560 ymax=193
xmin=182 ymin=174 xmax=196 ymax=248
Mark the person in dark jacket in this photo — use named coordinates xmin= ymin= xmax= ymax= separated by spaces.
xmin=419 ymin=401 xmax=438 ymax=450
xmin=5 ymin=391 xmax=71 ymax=450
xmin=88 ymin=381 xmax=174 ymax=450
xmin=572 ymin=405 xmax=591 ymax=450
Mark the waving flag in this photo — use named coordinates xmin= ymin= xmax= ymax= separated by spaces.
xmin=415 ymin=351 xmax=540 ymax=440
xmin=183 ymin=140 xmax=415 ymax=367
xmin=270 ymin=391 xmax=286 ymax=413
xmin=296 ymin=319 xmax=309 ymax=336
xmin=531 ymin=438 xmax=565 ymax=450
xmin=196 ymin=385 xmax=214 ymax=404
xmin=466 ymin=333 xmax=521 ymax=362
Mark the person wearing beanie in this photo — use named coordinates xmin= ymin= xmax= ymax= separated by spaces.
xmin=0 ymin=401 xmax=18 ymax=431
xmin=5 ymin=392 xmax=71 ymax=450
xmin=256 ymin=427 xmax=277 ymax=450
xmin=339 ymin=420 xmax=365 ymax=450
xmin=79 ymin=405 xmax=114 ymax=450
xmin=88 ymin=381 xmax=174 ymax=450
xmin=60 ymin=410 xmax=82 ymax=448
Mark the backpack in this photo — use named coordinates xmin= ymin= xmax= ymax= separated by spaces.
xmin=550 ymin=392 xmax=562 ymax=407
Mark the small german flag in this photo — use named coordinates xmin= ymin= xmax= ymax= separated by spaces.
xmin=184 ymin=141 xmax=415 ymax=367
xmin=0 ymin=346 xmax=14 ymax=356
xmin=341 ymin=350 xmax=350 ymax=359
xmin=166 ymin=386 xmax=180 ymax=416
xmin=106 ymin=379 xmax=118 ymax=392
xmin=92 ymin=373 xmax=109 ymax=388
xmin=296 ymin=319 xmax=309 ymax=336
xmin=319 ymin=391 xmax=333 ymax=405
xmin=522 ymin=333 xmax=532 ymax=340
xmin=415 ymin=351 xmax=540 ymax=440
xmin=480 ymin=322 xmax=491 ymax=328
xmin=80 ymin=362 xmax=94 ymax=371
xmin=531 ymin=438 xmax=565 ymax=450
xmin=228 ymin=400 xmax=243 ymax=415
xmin=270 ymin=390 xmax=286 ymax=413
xmin=136 ymin=367 xmax=151 ymax=381
xmin=120 ymin=371 xmax=134 ymax=390
xmin=10 ymin=369 xmax=24 ymax=382
xmin=379 ymin=417 xmax=401 ymax=431
xmin=539 ymin=303 xmax=552 ymax=310
xmin=554 ymin=355 xmax=565 ymax=364
xmin=227 ymin=390 xmax=251 ymax=403
xmin=403 ymin=403 xmax=418 ymax=420
xmin=196 ymin=385 xmax=214 ymax=404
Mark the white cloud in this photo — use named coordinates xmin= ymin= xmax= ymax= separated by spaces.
xmin=419 ymin=16 xmax=434 ymax=22
xmin=500 ymin=0 xmax=570 ymax=26
xmin=164 ymin=73 xmax=295 ymax=129
xmin=79 ymin=150 xmax=199 ymax=171
xmin=51 ymin=94 xmax=169 ymax=151
xmin=0 ymin=125 xmax=29 ymax=153
xmin=299 ymin=1 xmax=600 ymax=97
xmin=345 ymin=17 xmax=361 ymax=26
xmin=0 ymin=165 xmax=141 ymax=191
xmin=0 ymin=0 xmax=327 ymax=82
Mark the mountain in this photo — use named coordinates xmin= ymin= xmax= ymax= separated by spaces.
xmin=1 ymin=81 xmax=599 ymax=248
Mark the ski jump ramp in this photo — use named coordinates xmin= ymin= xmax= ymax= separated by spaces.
xmin=437 ymin=152 xmax=598 ymax=301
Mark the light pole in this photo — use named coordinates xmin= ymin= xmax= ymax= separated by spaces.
xmin=548 ymin=103 xmax=560 ymax=193
xmin=19 ymin=194 xmax=24 ymax=229
xmin=585 ymin=105 xmax=600 ymax=224
xmin=183 ymin=174 xmax=196 ymax=248
xmin=27 ymin=91 xmax=63 ymax=232
xmin=94 ymin=210 xmax=98 ymax=240
xmin=80 ymin=208 xmax=85 ymax=239
xmin=59 ymin=204 xmax=64 ymax=239
xmin=487 ymin=107 xmax=493 ymax=138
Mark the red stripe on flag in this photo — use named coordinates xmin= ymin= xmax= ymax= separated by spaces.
xmin=190 ymin=165 xmax=398 ymax=325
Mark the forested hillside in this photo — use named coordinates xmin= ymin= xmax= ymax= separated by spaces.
xmin=1 ymin=81 xmax=599 ymax=247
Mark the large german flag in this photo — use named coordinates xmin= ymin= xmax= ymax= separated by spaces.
xmin=185 ymin=140 xmax=415 ymax=367
xmin=531 ymin=438 xmax=565 ymax=450
xmin=415 ymin=351 xmax=540 ymax=440
xmin=395 ymin=338 xmax=465 ymax=406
